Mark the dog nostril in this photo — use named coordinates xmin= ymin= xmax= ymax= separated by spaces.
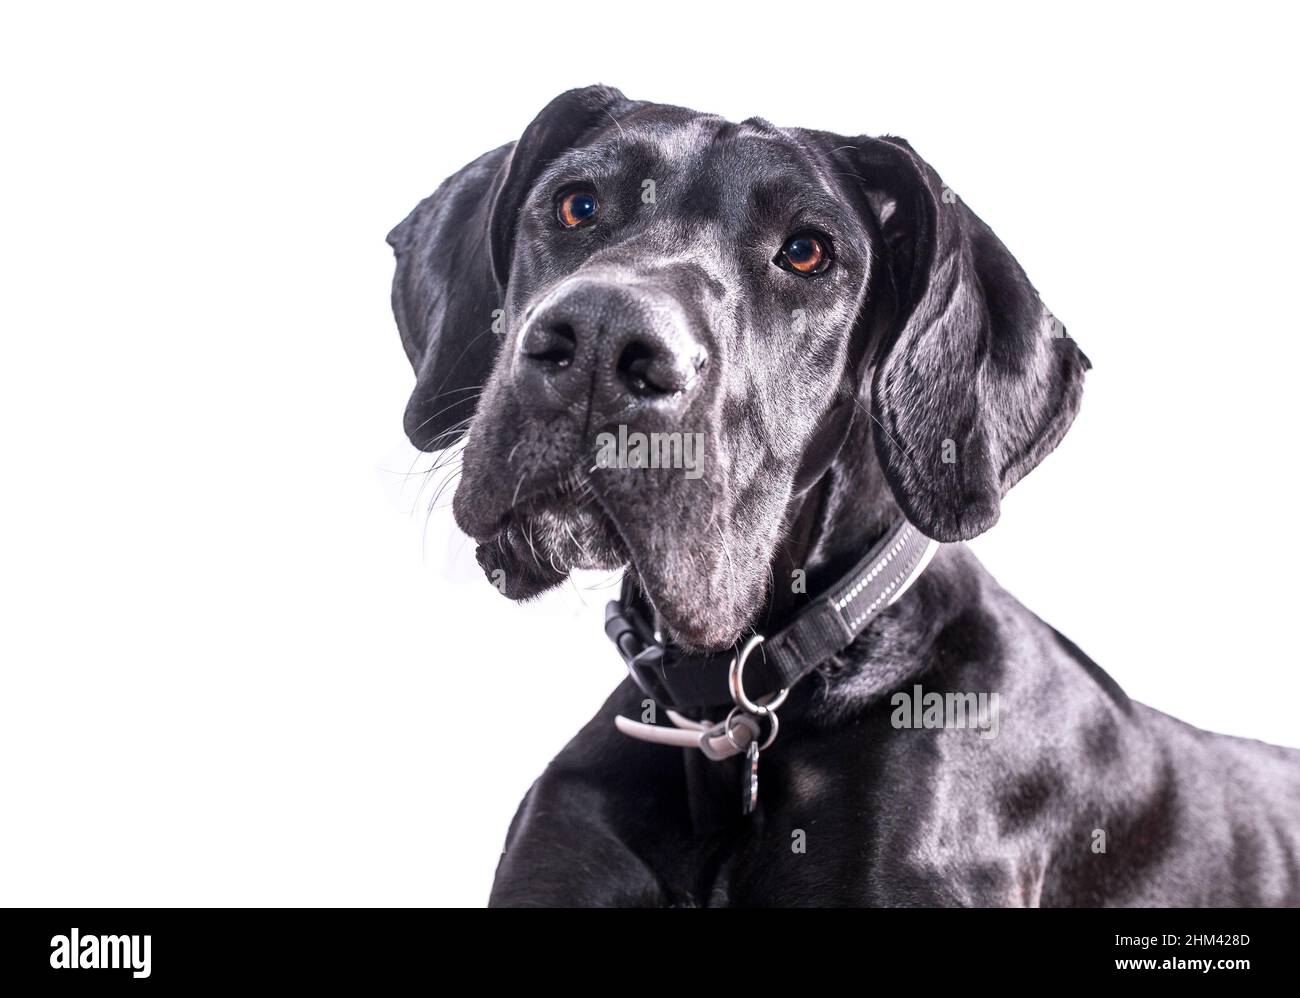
xmin=524 ymin=321 xmax=577 ymax=369
xmin=616 ymin=340 xmax=669 ymax=397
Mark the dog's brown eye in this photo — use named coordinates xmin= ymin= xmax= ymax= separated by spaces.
xmin=776 ymin=233 xmax=831 ymax=276
xmin=557 ymin=189 xmax=599 ymax=228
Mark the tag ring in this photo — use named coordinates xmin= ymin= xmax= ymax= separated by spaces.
xmin=727 ymin=704 xmax=780 ymax=751
xmin=728 ymin=634 xmax=788 ymax=715
xmin=698 ymin=714 xmax=758 ymax=761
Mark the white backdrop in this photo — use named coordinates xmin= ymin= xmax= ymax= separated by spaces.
xmin=2 ymin=2 xmax=1297 ymax=907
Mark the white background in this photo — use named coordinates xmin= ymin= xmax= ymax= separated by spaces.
xmin=2 ymin=2 xmax=1297 ymax=907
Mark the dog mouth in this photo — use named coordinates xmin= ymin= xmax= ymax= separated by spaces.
xmin=471 ymin=470 xmax=630 ymax=599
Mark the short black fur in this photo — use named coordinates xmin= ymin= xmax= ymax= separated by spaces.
xmin=388 ymin=87 xmax=1300 ymax=907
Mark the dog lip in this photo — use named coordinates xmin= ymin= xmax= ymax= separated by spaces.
xmin=511 ymin=469 xmax=585 ymax=515
xmin=462 ymin=468 xmax=588 ymax=544
xmin=463 ymin=466 xmax=633 ymax=582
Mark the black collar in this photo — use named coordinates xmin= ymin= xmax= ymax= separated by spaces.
xmin=604 ymin=519 xmax=938 ymax=710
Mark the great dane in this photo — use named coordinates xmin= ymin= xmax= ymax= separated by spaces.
xmin=387 ymin=86 xmax=1300 ymax=906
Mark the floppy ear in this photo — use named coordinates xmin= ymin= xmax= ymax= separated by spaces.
xmin=388 ymin=144 xmax=509 ymax=451
xmin=387 ymin=84 xmax=628 ymax=451
xmin=848 ymin=136 xmax=1091 ymax=542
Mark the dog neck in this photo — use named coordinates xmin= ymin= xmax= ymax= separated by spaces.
xmin=760 ymin=416 xmax=903 ymax=636
xmin=607 ymin=413 xmax=940 ymax=714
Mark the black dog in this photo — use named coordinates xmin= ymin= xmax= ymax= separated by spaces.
xmin=388 ymin=86 xmax=1300 ymax=906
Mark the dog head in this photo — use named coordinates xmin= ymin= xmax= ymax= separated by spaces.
xmin=388 ymin=86 xmax=1088 ymax=650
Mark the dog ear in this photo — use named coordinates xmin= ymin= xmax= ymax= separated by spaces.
xmin=387 ymin=85 xmax=628 ymax=451
xmin=847 ymin=136 xmax=1091 ymax=542
xmin=388 ymin=144 xmax=509 ymax=451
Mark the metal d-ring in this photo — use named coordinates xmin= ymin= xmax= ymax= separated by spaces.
xmin=727 ymin=634 xmax=788 ymax=715
xmin=727 ymin=704 xmax=780 ymax=751
xmin=722 ymin=710 xmax=761 ymax=752
xmin=698 ymin=714 xmax=758 ymax=762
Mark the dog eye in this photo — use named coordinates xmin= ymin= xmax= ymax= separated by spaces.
xmin=776 ymin=233 xmax=831 ymax=276
xmin=556 ymin=189 xmax=599 ymax=229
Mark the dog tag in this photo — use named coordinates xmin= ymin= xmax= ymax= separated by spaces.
xmin=741 ymin=740 xmax=760 ymax=815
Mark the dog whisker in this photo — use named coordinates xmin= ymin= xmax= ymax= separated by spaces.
xmin=409 ymin=389 xmax=484 ymax=437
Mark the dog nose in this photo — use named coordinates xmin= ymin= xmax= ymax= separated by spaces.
xmin=517 ymin=281 xmax=707 ymax=414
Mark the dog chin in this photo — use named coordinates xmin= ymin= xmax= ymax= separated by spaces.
xmin=474 ymin=504 xmax=628 ymax=600
xmin=643 ymin=600 xmax=750 ymax=653
xmin=473 ymin=505 xmax=754 ymax=654
xmin=465 ymin=475 xmax=754 ymax=651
